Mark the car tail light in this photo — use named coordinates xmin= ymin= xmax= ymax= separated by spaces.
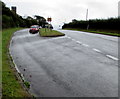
xmin=31 ymin=28 xmax=37 ymax=30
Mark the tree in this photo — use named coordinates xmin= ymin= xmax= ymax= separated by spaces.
xmin=1 ymin=1 xmax=48 ymax=28
xmin=34 ymin=15 xmax=47 ymax=27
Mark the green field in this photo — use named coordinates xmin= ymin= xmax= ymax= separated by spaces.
xmin=2 ymin=28 xmax=31 ymax=97
xmin=40 ymin=28 xmax=65 ymax=37
xmin=64 ymin=28 xmax=120 ymax=37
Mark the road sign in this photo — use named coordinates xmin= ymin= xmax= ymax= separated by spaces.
xmin=47 ymin=18 xmax=52 ymax=22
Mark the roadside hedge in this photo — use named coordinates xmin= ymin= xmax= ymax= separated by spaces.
xmin=62 ymin=18 xmax=120 ymax=32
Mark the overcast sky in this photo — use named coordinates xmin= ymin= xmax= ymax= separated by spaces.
xmin=2 ymin=0 xmax=120 ymax=28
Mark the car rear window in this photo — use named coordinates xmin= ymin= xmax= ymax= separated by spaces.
xmin=31 ymin=26 xmax=37 ymax=28
xmin=31 ymin=25 xmax=39 ymax=28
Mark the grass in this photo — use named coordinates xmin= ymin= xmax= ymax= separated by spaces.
xmin=2 ymin=28 xmax=32 ymax=98
xmin=64 ymin=28 xmax=120 ymax=37
xmin=40 ymin=28 xmax=65 ymax=37
xmin=0 ymin=30 xmax=2 ymax=98
xmin=24 ymin=81 xmax=30 ymax=89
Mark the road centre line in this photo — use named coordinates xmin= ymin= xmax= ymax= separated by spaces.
xmin=71 ymin=39 xmax=76 ymax=41
xmin=67 ymin=36 xmax=71 ymax=39
xmin=106 ymin=55 xmax=119 ymax=61
xmin=93 ymin=48 xmax=102 ymax=53
xmin=82 ymin=44 xmax=89 ymax=47
xmin=76 ymin=41 xmax=82 ymax=44
xmin=66 ymin=36 xmax=77 ymax=42
xmin=64 ymin=36 xmax=118 ymax=61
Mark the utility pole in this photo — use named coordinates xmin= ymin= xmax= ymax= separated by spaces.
xmin=86 ymin=9 xmax=88 ymax=21
xmin=86 ymin=9 xmax=89 ymax=30
xmin=118 ymin=1 xmax=120 ymax=18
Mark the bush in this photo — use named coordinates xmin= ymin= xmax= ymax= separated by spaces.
xmin=62 ymin=18 xmax=120 ymax=31
xmin=2 ymin=15 xmax=16 ymax=28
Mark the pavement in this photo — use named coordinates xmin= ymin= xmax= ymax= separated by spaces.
xmin=9 ymin=29 xmax=118 ymax=97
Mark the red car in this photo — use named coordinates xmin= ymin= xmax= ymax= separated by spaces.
xmin=29 ymin=25 xmax=39 ymax=34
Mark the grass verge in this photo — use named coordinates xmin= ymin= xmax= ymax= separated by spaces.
xmin=64 ymin=28 xmax=120 ymax=37
xmin=24 ymin=81 xmax=30 ymax=89
xmin=0 ymin=30 xmax=2 ymax=98
xmin=2 ymin=28 xmax=32 ymax=97
xmin=40 ymin=28 xmax=65 ymax=37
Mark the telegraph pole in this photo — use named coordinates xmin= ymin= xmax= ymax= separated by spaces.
xmin=118 ymin=1 xmax=120 ymax=18
xmin=86 ymin=9 xmax=89 ymax=30
xmin=86 ymin=9 xmax=88 ymax=21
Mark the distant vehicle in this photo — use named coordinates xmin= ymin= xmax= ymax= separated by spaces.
xmin=29 ymin=25 xmax=39 ymax=34
xmin=39 ymin=26 xmax=42 ymax=29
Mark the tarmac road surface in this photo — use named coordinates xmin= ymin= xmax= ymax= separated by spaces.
xmin=10 ymin=29 xmax=118 ymax=97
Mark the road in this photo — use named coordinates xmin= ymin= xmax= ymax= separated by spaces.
xmin=10 ymin=29 xmax=118 ymax=97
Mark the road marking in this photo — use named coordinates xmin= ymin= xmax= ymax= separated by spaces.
xmin=76 ymin=41 xmax=82 ymax=44
xmin=72 ymin=39 xmax=76 ymax=41
xmin=51 ymin=36 xmax=118 ymax=61
xmin=82 ymin=44 xmax=89 ymax=47
xmin=106 ymin=55 xmax=119 ymax=61
xmin=51 ymin=36 xmax=67 ymax=40
xmin=67 ymin=36 xmax=71 ymax=39
xmin=93 ymin=48 xmax=101 ymax=53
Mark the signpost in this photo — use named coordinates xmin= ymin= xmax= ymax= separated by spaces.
xmin=47 ymin=17 xmax=52 ymax=22
xmin=46 ymin=17 xmax=52 ymax=32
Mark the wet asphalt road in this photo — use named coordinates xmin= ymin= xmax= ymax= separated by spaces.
xmin=10 ymin=29 xmax=118 ymax=97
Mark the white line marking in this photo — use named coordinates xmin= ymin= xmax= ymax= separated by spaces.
xmin=106 ymin=55 xmax=119 ymax=61
xmin=93 ymin=48 xmax=101 ymax=53
xmin=72 ymin=39 xmax=76 ymax=41
xmin=67 ymin=37 xmax=71 ymax=39
xmin=76 ymin=41 xmax=82 ymax=44
xmin=51 ymin=36 xmax=67 ymax=40
xmin=82 ymin=44 xmax=89 ymax=47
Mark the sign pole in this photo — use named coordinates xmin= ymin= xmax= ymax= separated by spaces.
xmin=47 ymin=17 xmax=52 ymax=32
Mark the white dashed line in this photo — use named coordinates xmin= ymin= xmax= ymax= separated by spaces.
xmin=51 ymin=36 xmax=118 ymax=61
xmin=60 ymin=36 xmax=118 ymax=61
xmin=82 ymin=44 xmax=89 ymax=47
xmin=71 ymin=39 xmax=76 ymax=41
xmin=106 ymin=55 xmax=119 ymax=61
xmin=76 ymin=41 xmax=82 ymax=44
xmin=93 ymin=48 xmax=101 ymax=53
xmin=67 ymin=36 xmax=71 ymax=39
